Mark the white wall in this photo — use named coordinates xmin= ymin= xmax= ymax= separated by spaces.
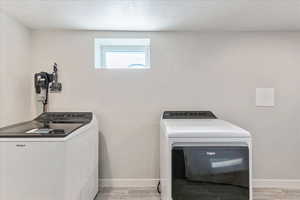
xmin=31 ymin=30 xmax=300 ymax=180
xmin=0 ymin=12 xmax=32 ymax=127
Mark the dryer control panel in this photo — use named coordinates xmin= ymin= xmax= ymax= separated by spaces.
xmin=162 ymin=111 xmax=217 ymax=119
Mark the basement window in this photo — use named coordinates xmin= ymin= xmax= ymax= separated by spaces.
xmin=95 ymin=38 xmax=150 ymax=69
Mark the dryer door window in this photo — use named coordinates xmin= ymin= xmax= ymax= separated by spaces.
xmin=172 ymin=146 xmax=249 ymax=200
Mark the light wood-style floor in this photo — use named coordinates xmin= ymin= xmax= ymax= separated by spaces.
xmin=96 ymin=187 xmax=300 ymax=200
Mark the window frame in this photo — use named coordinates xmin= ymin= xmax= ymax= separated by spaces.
xmin=95 ymin=38 xmax=151 ymax=69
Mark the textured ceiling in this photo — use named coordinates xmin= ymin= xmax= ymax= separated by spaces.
xmin=1 ymin=0 xmax=300 ymax=31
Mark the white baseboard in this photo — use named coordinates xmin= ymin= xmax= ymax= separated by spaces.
xmin=100 ymin=178 xmax=300 ymax=189
xmin=253 ymin=179 xmax=300 ymax=189
xmin=100 ymin=178 xmax=159 ymax=188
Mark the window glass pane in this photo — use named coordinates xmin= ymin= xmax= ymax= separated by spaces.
xmin=95 ymin=38 xmax=150 ymax=69
xmin=105 ymin=51 xmax=146 ymax=68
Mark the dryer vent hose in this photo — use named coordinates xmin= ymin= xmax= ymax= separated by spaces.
xmin=157 ymin=181 xmax=161 ymax=194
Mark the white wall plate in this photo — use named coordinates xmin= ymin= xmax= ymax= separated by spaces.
xmin=256 ymin=88 xmax=275 ymax=107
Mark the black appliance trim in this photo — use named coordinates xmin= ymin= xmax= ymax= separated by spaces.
xmin=163 ymin=111 xmax=217 ymax=119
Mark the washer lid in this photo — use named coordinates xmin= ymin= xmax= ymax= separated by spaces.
xmin=0 ymin=112 xmax=93 ymax=138
xmin=162 ymin=119 xmax=250 ymax=138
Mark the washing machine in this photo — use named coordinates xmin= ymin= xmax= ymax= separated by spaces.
xmin=160 ymin=111 xmax=252 ymax=200
xmin=0 ymin=112 xmax=99 ymax=200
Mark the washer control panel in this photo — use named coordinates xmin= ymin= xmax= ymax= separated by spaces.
xmin=36 ymin=112 xmax=93 ymax=123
